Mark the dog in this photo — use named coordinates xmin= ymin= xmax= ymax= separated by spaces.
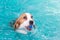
xmin=14 ymin=13 xmax=35 ymax=34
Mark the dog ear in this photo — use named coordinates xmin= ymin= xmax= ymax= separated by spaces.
xmin=14 ymin=20 xmax=20 ymax=29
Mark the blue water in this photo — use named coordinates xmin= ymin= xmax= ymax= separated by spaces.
xmin=0 ymin=0 xmax=60 ymax=40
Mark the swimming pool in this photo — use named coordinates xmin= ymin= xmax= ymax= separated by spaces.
xmin=0 ymin=0 xmax=60 ymax=40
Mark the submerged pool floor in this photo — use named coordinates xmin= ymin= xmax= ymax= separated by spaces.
xmin=0 ymin=0 xmax=60 ymax=40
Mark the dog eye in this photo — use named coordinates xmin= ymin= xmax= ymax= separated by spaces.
xmin=31 ymin=16 xmax=33 ymax=18
xmin=23 ymin=16 xmax=27 ymax=19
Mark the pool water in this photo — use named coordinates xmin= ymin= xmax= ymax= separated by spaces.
xmin=0 ymin=0 xmax=60 ymax=40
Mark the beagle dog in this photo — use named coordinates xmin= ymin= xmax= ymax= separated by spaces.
xmin=14 ymin=13 xmax=35 ymax=34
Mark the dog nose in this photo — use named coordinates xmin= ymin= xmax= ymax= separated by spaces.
xmin=29 ymin=21 xmax=33 ymax=25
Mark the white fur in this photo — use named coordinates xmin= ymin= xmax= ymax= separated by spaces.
xmin=16 ymin=13 xmax=33 ymax=34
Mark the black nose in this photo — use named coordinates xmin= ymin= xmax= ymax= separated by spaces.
xmin=29 ymin=21 xmax=33 ymax=25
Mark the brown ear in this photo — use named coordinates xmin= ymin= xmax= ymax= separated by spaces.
xmin=14 ymin=20 xmax=20 ymax=29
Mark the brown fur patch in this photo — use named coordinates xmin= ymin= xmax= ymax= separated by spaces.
xmin=14 ymin=13 xmax=27 ymax=29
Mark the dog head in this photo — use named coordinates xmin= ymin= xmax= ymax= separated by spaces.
xmin=14 ymin=13 xmax=35 ymax=31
